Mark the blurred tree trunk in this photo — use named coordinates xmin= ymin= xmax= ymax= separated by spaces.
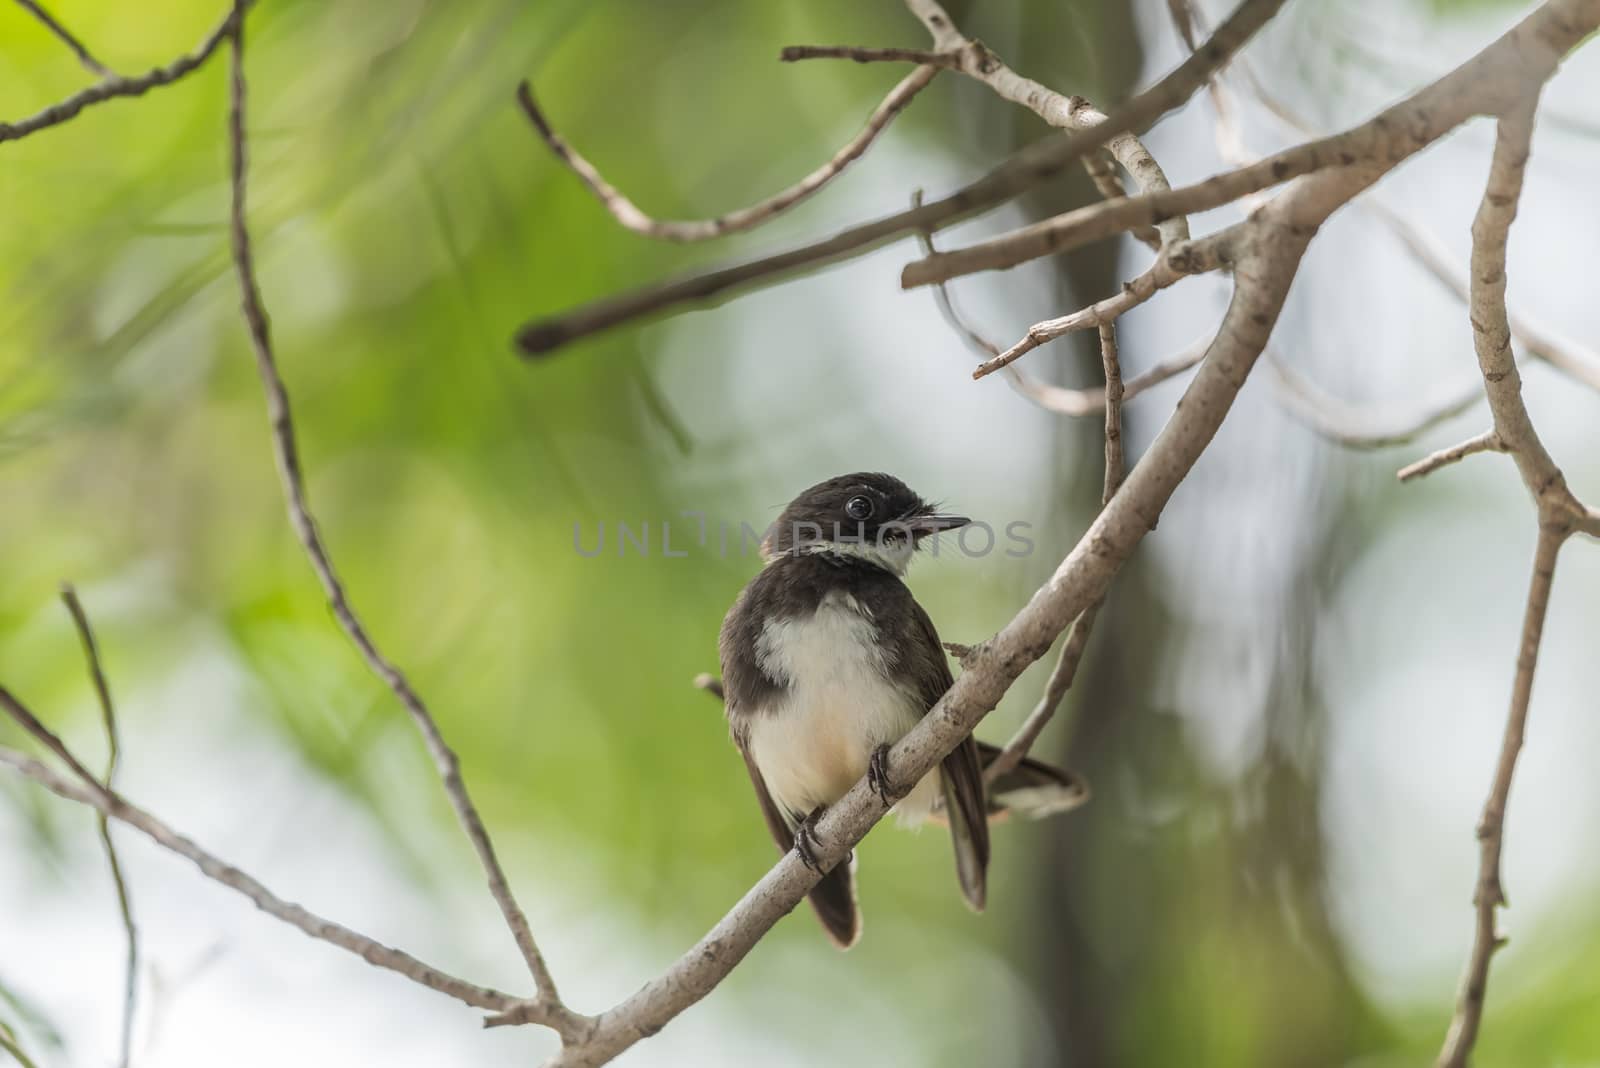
xmin=963 ymin=3 xmax=1396 ymax=1064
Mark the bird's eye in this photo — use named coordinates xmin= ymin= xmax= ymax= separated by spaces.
xmin=845 ymin=495 xmax=874 ymax=521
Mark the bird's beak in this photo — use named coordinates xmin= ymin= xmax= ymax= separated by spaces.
xmin=905 ymin=513 xmax=971 ymax=539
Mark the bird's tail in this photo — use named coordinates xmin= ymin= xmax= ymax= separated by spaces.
xmin=975 ymin=739 xmax=1090 ymax=820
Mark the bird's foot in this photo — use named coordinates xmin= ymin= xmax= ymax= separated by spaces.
xmin=793 ymin=806 xmax=827 ymax=873
xmin=868 ymin=744 xmax=899 ymax=807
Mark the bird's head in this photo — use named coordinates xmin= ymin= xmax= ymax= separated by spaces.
xmin=760 ymin=472 xmax=970 ymax=574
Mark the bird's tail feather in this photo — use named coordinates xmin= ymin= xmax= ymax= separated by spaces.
xmin=976 ymin=739 xmax=1090 ymax=820
xmin=808 ymin=857 xmax=861 ymax=949
xmin=941 ymin=736 xmax=991 ymax=912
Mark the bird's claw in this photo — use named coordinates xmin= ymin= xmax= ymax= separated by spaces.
xmin=868 ymin=743 xmax=899 ymax=806
xmin=794 ymin=806 xmax=826 ymax=873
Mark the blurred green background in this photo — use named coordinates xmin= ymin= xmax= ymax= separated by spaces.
xmin=3 ymin=1 xmax=1599 ymax=1066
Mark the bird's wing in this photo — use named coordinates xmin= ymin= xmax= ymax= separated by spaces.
xmin=894 ymin=588 xmax=991 ymax=912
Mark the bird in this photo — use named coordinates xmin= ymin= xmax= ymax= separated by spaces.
xmin=718 ymin=472 xmax=1089 ymax=947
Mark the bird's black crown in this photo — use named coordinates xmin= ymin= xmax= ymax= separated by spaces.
xmin=760 ymin=472 xmax=969 ymax=561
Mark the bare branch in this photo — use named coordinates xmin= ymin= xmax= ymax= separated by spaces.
xmin=1435 ymin=524 xmax=1564 ymax=1067
xmin=913 ymin=190 xmax=1198 ymax=416
xmin=1364 ymin=200 xmax=1600 ymax=393
xmin=779 ymin=45 xmax=957 ymax=67
xmin=514 ymin=64 xmax=939 ymax=243
xmin=0 ymin=1024 xmax=42 ymax=1068
xmin=1220 ymin=53 xmax=1600 ymax=396
xmin=1100 ymin=324 xmax=1127 ymax=505
xmin=898 ymin=13 xmax=1565 ymax=291
xmin=514 ymin=0 xmax=1286 ymax=355
xmin=983 ymin=323 xmax=1128 ymax=784
xmin=902 ymin=0 xmax=1192 ymax=247
xmin=1082 ymin=149 xmax=1162 ymax=251
xmin=1268 ymin=352 xmax=1485 ymax=448
xmin=1435 ymin=91 xmax=1598 ymax=1066
xmin=972 ymin=250 xmax=1216 ymax=379
xmin=0 ymin=1 xmax=244 ymax=145
xmin=1397 ymin=430 xmax=1503 ymax=482
xmin=12 ymin=0 xmax=114 ymax=77
xmin=0 ymin=701 xmax=523 ymax=1017
xmin=59 ymin=585 xmax=138 ymax=1068
xmin=225 ymin=18 xmax=565 ymax=1013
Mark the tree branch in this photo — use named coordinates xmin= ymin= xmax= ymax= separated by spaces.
xmin=59 ymin=585 xmax=138 ymax=1068
xmin=0 ymin=1 xmax=244 ymax=145
xmin=1268 ymin=351 xmax=1486 ymax=449
xmin=0 ymin=694 xmax=524 ymax=1018
xmin=12 ymin=0 xmax=114 ymax=77
xmin=1434 ymin=92 xmax=1595 ymax=1067
xmin=1396 ymin=429 xmax=1504 ymax=482
xmin=778 ymin=45 xmax=958 ymax=67
xmin=912 ymin=191 xmax=1208 ymax=417
xmin=970 ymin=248 xmax=1220 ymax=380
xmin=1435 ymin=523 xmax=1563 ymax=1067
xmin=902 ymin=0 xmax=1191 ymax=247
xmin=515 ymin=64 xmax=940 ymax=243
xmin=513 ymin=0 xmax=1285 ymax=355
xmin=224 ymin=15 xmax=568 ymax=1017
xmin=984 ymin=323 xmax=1128 ymax=784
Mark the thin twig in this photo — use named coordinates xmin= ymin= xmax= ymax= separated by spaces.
xmin=1100 ymin=324 xmax=1126 ymax=504
xmin=779 ymin=45 xmax=958 ymax=67
xmin=514 ymin=0 xmax=1285 ymax=355
xmin=911 ymin=187 xmax=1219 ymax=414
xmin=984 ymin=324 xmax=1128 ymax=783
xmin=972 ymin=251 xmax=1214 ymax=380
xmin=59 ymin=585 xmax=138 ymax=1068
xmin=1268 ymin=352 xmax=1486 ymax=448
xmin=1435 ymin=93 xmax=1590 ymax=1068
xmin=1228 ymin=54 xmax=1600 ymax=395
xmin=903 ymin=0 xmax=1192 ymax=248
xmin=515 ymin=64 xmax=938 ymax=243
xmin=0 ymin=706 xmax=524 ymax=1017
xmin=0 ymin=1 xmax=244 ymax=144
xmin=224 ymin=18 xmax=567 ymax=1016
xmin=1435 ymin=524 xmax=1565 ymax=1066
xmin=1365 ymin=200 xmax=1600 ymax=394
xmin=1082 ymin=149 xmax=1161 ymax=251
xmin=0 ymin=1025 xmax=42 ymax=1068
xmin=1397 ymin=430 xmax=1503 ymax=482
xmin=12 ymin=0 xmax=114 ymax=77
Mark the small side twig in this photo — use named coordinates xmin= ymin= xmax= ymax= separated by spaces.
xmin=1435 ymin=523 xmax=1563 ymax=1067
xmin=225 ymin=17 xmax=567 ymax=1020
xmin=986 ymin=323 xmax=1127 ymax=783
xmin=0 ymin=1 xmax=244 ymax=145
xmin=0 ymin=693 xmax=523 ymax=1017
xmin=1397 ymin=430 xmax=1503 ymax=482
xmin=59 ymin=585 xmax=138 ymax=1068
xmin=12 ymin=0 xmax=114 ymax=77
xmin=1267 ymin=351 xmax=1486 ymax=449
xmin=972 ymin=247 xmax=1219 ymax=380
xmin=913 ymin=190 xmax=1212 ymax=413
xmin=779 ymin=45 xmax=958 ymax=67
xmin=514 ymin=0 xmax=1284 ymax=355
xmin=515 ymin=62 xmax=938 ymax=243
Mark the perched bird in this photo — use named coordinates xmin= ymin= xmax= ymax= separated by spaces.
xmin=718 ymin=472 xmax=1088 ymax=947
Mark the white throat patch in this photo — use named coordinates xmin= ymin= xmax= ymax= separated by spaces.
xmin=792 ymin=537 xmax=915 ymax=576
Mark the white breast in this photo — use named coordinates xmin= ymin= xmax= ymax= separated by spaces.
xmin=745 ymin=590 xmax=941 ymax=827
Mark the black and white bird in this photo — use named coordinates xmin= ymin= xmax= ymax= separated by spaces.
xmin=718 ymin=472 xmax=1088 ymax=947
